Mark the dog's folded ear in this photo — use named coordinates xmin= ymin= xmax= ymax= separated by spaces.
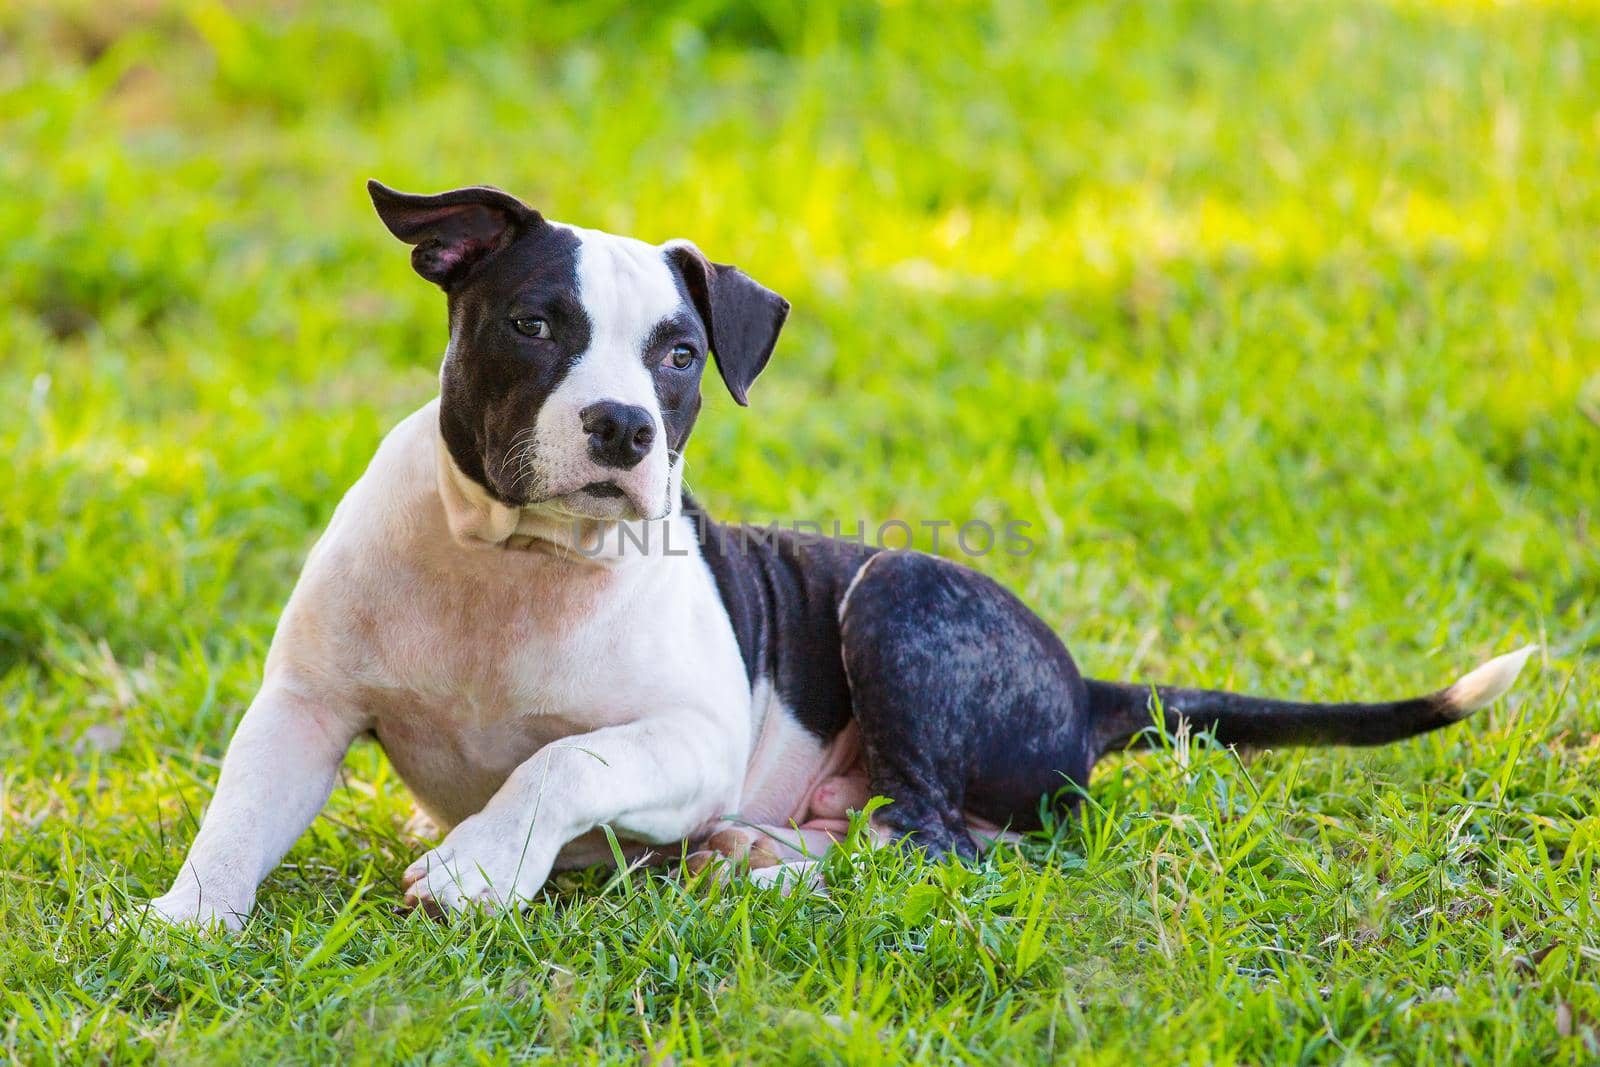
xmin=666 ymin=242 xmax=790 ymax=406
xmin=368 ymin=180 xmax=541 ymax=289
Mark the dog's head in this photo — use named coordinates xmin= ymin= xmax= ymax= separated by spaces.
xmin=369 ymin=180 xmax=788 ymax=521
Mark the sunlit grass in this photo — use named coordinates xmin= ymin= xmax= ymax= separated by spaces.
xmin=2 ymin=0 xmax=1597 ymax=1061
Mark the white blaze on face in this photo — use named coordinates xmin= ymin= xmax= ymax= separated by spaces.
xmin=532 ymin=226 xmax=684 ymax=519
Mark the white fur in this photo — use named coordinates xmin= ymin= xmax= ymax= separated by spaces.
xmin=836 ymin=554 xmax=883 ymax=625
xmin=736 ymin=680 xmax=829 ymax=825
xmin=525 ymin=227 xmax=685 ymax=520
xmin=1442 ymin=644 xmax=1537 ymax=718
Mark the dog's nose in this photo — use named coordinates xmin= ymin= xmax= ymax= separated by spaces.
xmin=580 ymin=401 xmax=656 ymax=470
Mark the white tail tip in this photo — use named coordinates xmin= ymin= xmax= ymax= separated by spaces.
xmin=1443 ymin=644 xmax=1537 ymax=718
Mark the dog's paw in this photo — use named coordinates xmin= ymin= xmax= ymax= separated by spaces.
xmin=137 ymin=888 xmax=249 ymax=933
xmin=748 ymin=859 xmax=827 ymax=897
xmin=683 ymin=827 xmax=783 ymax=878
xmin=401 ymin=819 xmax=549 ymax=917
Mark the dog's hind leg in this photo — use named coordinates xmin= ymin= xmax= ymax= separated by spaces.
xmin=837 ymin=551 xmax=1096 ymax=856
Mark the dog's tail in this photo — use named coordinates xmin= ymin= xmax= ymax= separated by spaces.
xmin=1086 ymin=645 xmax=1535 ymax=762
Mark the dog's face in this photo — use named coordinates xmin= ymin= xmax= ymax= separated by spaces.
xmin=369 ymin=181 xmax=789 ymax=520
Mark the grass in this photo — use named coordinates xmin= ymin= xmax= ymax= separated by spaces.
xmin=1 ymin=0 xmax=1597 ymax=1060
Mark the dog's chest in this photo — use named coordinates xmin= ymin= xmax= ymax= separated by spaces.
xmin=348 ymin=548 xmax=697 ymax=827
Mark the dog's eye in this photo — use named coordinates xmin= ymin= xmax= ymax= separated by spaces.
xmin=667 ymin=344 xmax=696 ymax=369
xmin=512 ymin=317 xmax=551 ymax=339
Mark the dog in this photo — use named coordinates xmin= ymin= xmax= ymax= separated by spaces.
xmin=142 ymin=180 xmax=1535 ymax=929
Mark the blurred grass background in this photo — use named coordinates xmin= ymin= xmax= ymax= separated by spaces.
xmin=1 ymin=0 xmax=1597 ymax=1061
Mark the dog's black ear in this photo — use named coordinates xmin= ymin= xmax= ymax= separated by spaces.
xmin=368 ymin=179 xmax=540 ymax=288
xmin=666 ymin=242 xmax=790 ymax=406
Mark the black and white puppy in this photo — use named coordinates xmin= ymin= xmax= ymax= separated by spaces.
xmin=144 ymin=181 xmax=1534 ymax=928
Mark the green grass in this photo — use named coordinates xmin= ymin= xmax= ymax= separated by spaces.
xmin=2 ymin=0 xmax=1597 ymax=1061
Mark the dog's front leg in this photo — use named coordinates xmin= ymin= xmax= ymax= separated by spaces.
xmin=402 ymin=715 xmax=738 ymax=915
xmin=145 ymin=684 xmax=362 ymax=931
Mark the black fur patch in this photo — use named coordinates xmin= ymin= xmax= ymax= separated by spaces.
xmin=683 ymin=495 xmax=878 ymax=743
xmin=642 ymin=310 xmax=709 ymax=456
xmin=437 ymin=223 xmax=592 ymax=504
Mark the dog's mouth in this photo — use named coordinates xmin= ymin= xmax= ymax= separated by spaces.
xmin=532 ymin=480 xmax=662 ymax=523
xmin=580 ymin=481 xmax=626 ymax=499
